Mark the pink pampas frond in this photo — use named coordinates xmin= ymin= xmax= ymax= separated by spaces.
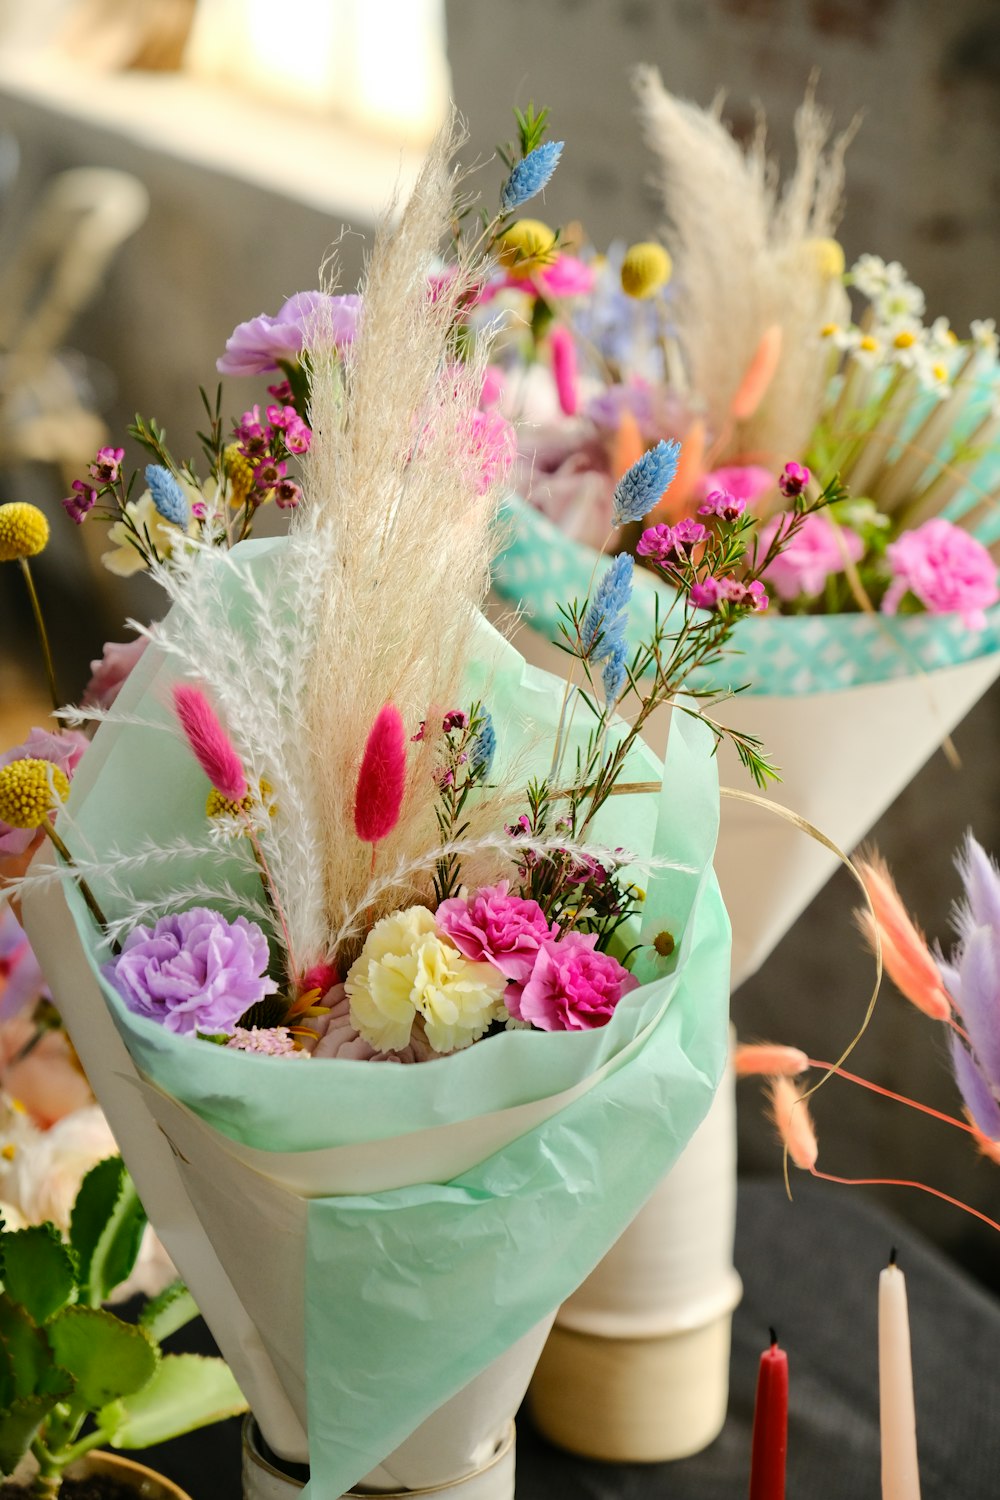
xmin=172 ymin=684 xmax=248 ymax=803
xmin=354 ymin=705 xmax=408 ymax=849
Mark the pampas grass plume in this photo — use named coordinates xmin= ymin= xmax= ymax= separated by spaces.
xmin=172 ymin=684 xmax=248 ymax=803
xmin=354 ymin=704 xmax=408 ymax=847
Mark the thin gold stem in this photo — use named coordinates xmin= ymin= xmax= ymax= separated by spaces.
xmin=19 ymin=558 xmax=61 ymax=722
xmin=41 ymin=821 xmax=111 ymax=936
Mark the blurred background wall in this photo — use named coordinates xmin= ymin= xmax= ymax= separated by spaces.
xmin=1 ymin=0 xmax=999 ymax=1284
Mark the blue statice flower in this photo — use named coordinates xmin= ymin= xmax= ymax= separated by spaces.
xmin=612 ymin=440 xmax=682 ymax=527
xmin=601 ymin=640 xmax=628 ymax=704
xmin=500 ymin=140 xmax=564 ymax=211
xmin=570 ymin=242 xmax=669 ymax=377
xmin=470 ymin=711 xmax=496 ymax=778
xmin=941 ymin=834 xmax=1000 ymax=1138
xmin=581 ymin=553 xmax=633 ymax=663
xmin=146 ymin=465 xmax=189 ymax=527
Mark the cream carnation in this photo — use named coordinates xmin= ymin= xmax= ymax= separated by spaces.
xmin=346 ymin=906 xmax=507 ymax=1054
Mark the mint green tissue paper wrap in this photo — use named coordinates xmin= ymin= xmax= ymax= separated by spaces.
xmin=28 ymin=537 xmax=729 ymax=1498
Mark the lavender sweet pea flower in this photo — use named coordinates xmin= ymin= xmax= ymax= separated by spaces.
xmin=104 ymin=908 xmax=277 ymax=1037
xmin=217 ymin=291 xmax=362 ymax=376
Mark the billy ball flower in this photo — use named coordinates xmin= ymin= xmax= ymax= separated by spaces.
xmin=612 ymin=439 xmax=681 ymax=526
xmin=500 ymin=140 xmax=564 ymax=211
xmin=496 ymin=219 xmax=558 ymax=278
xmin=103 ymin=908 xmax=277 ymax=1037
xmin=620 ymin=242 xmax=672 ymax=299
xmin=0 ymin=503 xmax=49 ymax=562
xmin=0 ymin=759 xmax=70 ymax=829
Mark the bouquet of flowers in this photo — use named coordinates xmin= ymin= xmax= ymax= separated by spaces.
xmin=486 ymin=72 xmax=1000 ymax=988
xmin=0 ymin=115 xmax=794 ymax=1497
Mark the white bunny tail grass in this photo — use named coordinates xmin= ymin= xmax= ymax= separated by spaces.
xmin=634 ymin=66 xmax=858 ymax=468
xmin=292 ymin=119 xmax=512 ymax=955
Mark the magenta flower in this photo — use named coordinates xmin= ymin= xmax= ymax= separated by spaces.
xmin=466 ymin=408 xmax=517 ymax=495
xmin=740 ymin=578 xmax=769 ymax=612
xmin=778 ymin=461 xmax=811 ymax=499
xmin=436 ymin=881 xmax=558 ymax=985
xmin=0 ymin=729 xmax=89 ymax=855
xmin=104 ymin=908 xmax=277 ymax=1036
xmin=535 ymin=254 xmax=597 ymax=299
xmin=506 ymin=932 xmax=638 ymax=1030
xmin=548 ymin=325 xmax=579 ymax=416
xmin=699 ymin=489 xmax=747 ymax=522
xmin=637 ymin=519 xmax=708 ymax=565
xmin=83 ymin=637 xmax=149 ymax=711
xmin=274 ymin=479 xmax=302 ymax=509
xmin=217 ymin=291 xmax=361 ymax=376
xmin=759 ymin=512 xmax=864 ymax=601
xmin=698 ymin=465 xmax=774 ymax=506
xmin=89 ymin=446 xmax=125 ymax=484
xmin=882 ymin=519 xmax=999 ymax=629
xmin=62 ymin=480 xmax=98 ymax=524
xmin=689 ymin=576 xmax=728 ymax=610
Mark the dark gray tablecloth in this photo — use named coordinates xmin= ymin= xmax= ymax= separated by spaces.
xmin=140 ymin=1176 xmax=1000 ymax=1498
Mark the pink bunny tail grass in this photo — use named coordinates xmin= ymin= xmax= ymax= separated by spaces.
xmin=172 ymin=684 xmax=248 ymax=802
xmin=354 ymin=704 xmax=408 ymax=847
xmin=854 ymin=851 xmax=953 ymax=1022
xmin=549 ymin=324 xmax=579 ymax=416
xmin=766 ymin=1076 xmax=818 ymax=1171
xmin=735 ymin=1042 xmax=810 ymax=1078
xmin=729 ymin=324 xmax=783 ymax=423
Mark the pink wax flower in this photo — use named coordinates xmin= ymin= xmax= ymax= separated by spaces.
xmin=62 ymin=480 xmax=98 ymax=524
xmin=759 ymin=512 xmax=864 ymax=601
xmin=217 ymin=291 xmax=361 ymax=376
xmin=83 ymin=636 xmax=149 ymax=711
xmin=698 ymin=465 xmax=774 ymax=506
xmin=507 ymin=932 xmax=638 ymax=1031
xmin=689 ymin=576 xmax=728 ymax=610
xmin=0 ymin=729 xmax=89 ymax=855
xmin=778 ymin=460 xmax=811 ymax=499
xmin=699 ymin=490 xmax=747 ymax=522
xmin=89 ymin=446 xmax=125 ymax=484
xmin=436 ymin=881 xmax=558 ymax=984
xmin=637 ymin=518 xmax=708 ymax=565
xmin=882 ymin=518 xmax=999 ymax=629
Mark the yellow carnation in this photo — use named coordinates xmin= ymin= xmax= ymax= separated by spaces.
xmin=0 ymin=503 xmax=49 ymax=563
xmin=0 ymin=759 xmax=69 ymax=829
xmin=620 ymin=242 xmax=672 ymax=299
xmin=346 ymin=906 xmax=506 ymax=1054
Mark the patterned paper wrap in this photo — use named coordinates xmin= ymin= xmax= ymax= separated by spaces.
xmin=23 ymin=536 xmax=731 ymax=1500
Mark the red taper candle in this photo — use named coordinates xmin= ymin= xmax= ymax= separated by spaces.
xmin=749 ymin=1327 xmax=788 ymax=1500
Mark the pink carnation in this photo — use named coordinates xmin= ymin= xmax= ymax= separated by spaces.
xmin=759 ymin=512 xmax=864 ymax=601
xmin=0 ymin=729 xmax=89 ymax=856
xmin=436 ymin=882 xmax=557 ymax=984
xmin=506 ymin=932 xmax=638 ymax=1031
xmin=83 ymin=637 xmax=149 ymax=711
xmin=882 ymin=518 xmax=999 ymax=629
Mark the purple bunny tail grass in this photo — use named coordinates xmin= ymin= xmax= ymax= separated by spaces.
xmin=354 ymin=704 xmax=408 ymax=858
xmin=172 ymin=684 xmax=248 ymax=802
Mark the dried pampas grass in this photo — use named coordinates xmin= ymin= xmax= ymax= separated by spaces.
xmin=634 ymin=66 xmax=858 ymax=470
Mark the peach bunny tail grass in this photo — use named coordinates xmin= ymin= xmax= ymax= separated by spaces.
xmin=172 ymin=683 xmax=248 ymax=803
xmin=729 ymin=324 xmax=783 ymax=424
xmin=735 ymin=1042 xmax=809 ymax=1078
xmin=854 ymin=849 xmax=953 ymax=1022
xmin=767 ymin=1075 xmax=819 ymax=1171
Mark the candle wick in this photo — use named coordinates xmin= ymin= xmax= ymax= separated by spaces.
xmin=888 ymin=1246 xmax=898 ymax=1267
xmin=769 ymin=1326 xmax=778 ymax=1347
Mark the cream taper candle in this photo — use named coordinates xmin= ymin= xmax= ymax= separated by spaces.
xmin=879 ymin=1249 xmax=921 ymax=1500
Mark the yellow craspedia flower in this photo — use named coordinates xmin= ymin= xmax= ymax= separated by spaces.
xmin=0 ymin=503 xmax=49 ymax=563
xmin=620 ymin=242 xmax=672 ymax=299
xmin=497 ymin=219 xmax=557 ymax=278
xmin=224 ymin=443 xmax=255 ymax=509
xmin=0 ymin=759 xmax=69 ymax=829
xmin=801 ymin=238 xmax=846 ymax=280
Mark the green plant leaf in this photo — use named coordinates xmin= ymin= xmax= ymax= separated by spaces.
xmin=0 ymin=1392 xmax=62 ymax=1475
xmin=102 ymin=1355 xmax=247 ymax=1449
xmin=0 ymin=1227 xmax=76 ymax=1326
xmin=138 ymin=1281 xmax=198 ymax=1345
xmin=69 ymin=1158 xmax=147 ymax=1306
xmin=46 ymin=1308 xmax=157 ymax=1410
xmin=0 ymin=1295 xmax=53 ymax=1401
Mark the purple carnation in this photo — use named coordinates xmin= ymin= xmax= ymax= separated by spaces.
xmin=104 ymin=908 xmax=277 ymax=1036
xmin=506 ymin=931 xmax=638 ymax=1031
xmin=436 ymin=881 xmax=558 ymax=984
xmin=217 ymin=291 xmax=361 ymax=376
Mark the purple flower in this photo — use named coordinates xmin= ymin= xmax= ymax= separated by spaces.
xmin=217 ymin=291 xmax=362 ymax=376
xmin=882 ymin=519 xmax=999 ymax=630
xmin=62 ymin=480 xmax=98 ymax=524
xmin=436 ymin=881 xmax=557 ymax=985
xmin=89 ymin=446 xmax=124 ymax=484
xmin=83 ymin=637 xmax=149 ymax=711
xmin=759 ymin=512 xmax=864 ymax=601
xmin=778 ymin=461 xmax=811 ymax=499
xmin=698 ymin=489 xmax=747 ymax=523
xmin=506 ymin=932 xmax=637 ymax=1031
xmin=0 ymin=729 xmax=89 ymax=855
xmin=637 ymin=518 xmax=708 ymax=565
xmin=104 ymin=908 xmax=277 ymax=1037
